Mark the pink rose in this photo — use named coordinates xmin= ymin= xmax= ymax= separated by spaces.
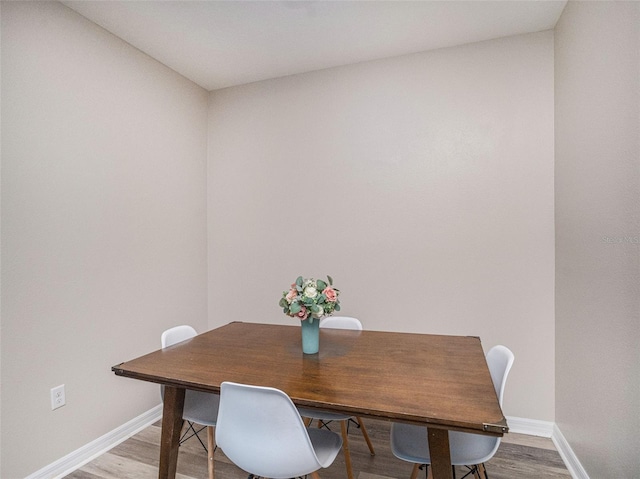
xmin=285 ymin=288 xmax=297 ymax=303
xmin=295 ymin=306 xmax=308 ymax=320
xmin=323 ymin=287 xmax=337 ymax=302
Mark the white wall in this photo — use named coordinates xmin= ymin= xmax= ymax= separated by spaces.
xmin=208 ymin=31 xmax=555 ymax=422
xmin=0 ymin=2 xmax=208 ymax=477
xmin=555 ymin=2 xmax=640 ymax=477
xmin=0 ymin=3 xmax=4 ymax=472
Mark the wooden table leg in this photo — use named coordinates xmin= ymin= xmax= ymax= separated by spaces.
xmin=159 ymin=386 xmax=185 ymax=479
xmin=427 ymin=428 xmax=453 ymax=479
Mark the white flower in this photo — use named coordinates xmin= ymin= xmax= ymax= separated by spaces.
xmin=303 ymin=285 xmax=318 ymax=299
xmin=312 ymin=305 xmax=324 ymax=318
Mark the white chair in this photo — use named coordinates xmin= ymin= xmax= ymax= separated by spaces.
xmin=390 ymin=345 xmax=515 ymax=479
xmin=161 ymin=325 xmax=219 ymax=479
xmin=297 ymin=316 xmax=376 ymax=479
xmin=216 ymin=381 xmax=343 ymax=479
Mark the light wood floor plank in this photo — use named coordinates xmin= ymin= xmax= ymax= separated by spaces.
xmin=501 ymin=432 xmax=558 ymax=450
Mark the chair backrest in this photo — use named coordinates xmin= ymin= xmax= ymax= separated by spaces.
xmin=447 ymin=345 xmax=515 ymax=465
xmin=320 ymin=316 xmax=362 ymax=331
xmin=216 ymin=381 xmax=324 ymax=479
xmin=486 ymin=345 xmax=515 ymax=406
xmin=161 ymin=325 xmax=197 ymax=348
xmin=160 ymin=326 xmax=198 ymax=402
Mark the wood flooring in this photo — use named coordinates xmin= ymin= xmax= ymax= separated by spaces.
xmin=65 ymin=419 xmax=571 ymax=479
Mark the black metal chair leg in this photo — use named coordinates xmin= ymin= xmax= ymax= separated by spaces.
xmin=179 ymin=421 xmax=208 ymax=452
xmin=458 ymin=465 xmax=481 ymax=479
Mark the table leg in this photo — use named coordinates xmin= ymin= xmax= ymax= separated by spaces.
xmin=159 ymin=386 xmax=186 ymax=479
xmin=427 ymin=428 xmax=453 ymax=479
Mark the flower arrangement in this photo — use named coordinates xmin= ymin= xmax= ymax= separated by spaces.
xmin=279 ymin=276 xmax=340 ymax=322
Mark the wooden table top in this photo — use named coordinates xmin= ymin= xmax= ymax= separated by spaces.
xmin=113 ymin=321 xmax=507 ymax=435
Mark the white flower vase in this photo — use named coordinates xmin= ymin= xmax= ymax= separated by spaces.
xmin=301 ymin=317 xmax=320 ymax=354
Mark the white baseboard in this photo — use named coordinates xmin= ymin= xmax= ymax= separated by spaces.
xmin=506 ymin=416 xmax=589 ymax=479
xmin=25 ymin=404 xmax=163 ymax=479
xmin=552 ymin=423 xmax=591 ymax=479
xmin=506 ymin=415 xmax=555 ymax=437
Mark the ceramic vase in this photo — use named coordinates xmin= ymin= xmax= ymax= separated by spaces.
xmin=301 ymin=317 xmax=320 ymax=354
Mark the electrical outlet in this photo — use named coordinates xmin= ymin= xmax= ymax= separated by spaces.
xmin=51 ymin=384 xmax=66 ymax=410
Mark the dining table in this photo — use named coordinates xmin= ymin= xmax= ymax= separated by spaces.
xmin=112 ymin=321 xmax=508 ymax=479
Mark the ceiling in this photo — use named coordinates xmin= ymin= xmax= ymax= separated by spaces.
xmin=62 ymin=1 xmax=567 ymax=91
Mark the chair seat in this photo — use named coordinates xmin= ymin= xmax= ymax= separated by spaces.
xmin=391 ymin=421 xmax=500 ymax=466
xmin=307 ymin=427 xmax=344 ymax=467
xmin=297 ymin=407 xmax=352 ymax=422
xmin=182 ymin=390 xmax=219 ymax=427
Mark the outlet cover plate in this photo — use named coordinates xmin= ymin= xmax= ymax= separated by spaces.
xmin=51 ymin=384 xmax=66 ymax=410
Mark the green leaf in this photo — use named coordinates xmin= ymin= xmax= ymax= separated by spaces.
xmin=327 ymin=275 xmax=333 ymax=285
xmin=290 ymin=302 xmax=302 ymax=314
xmin=316 ymin=279 xmax=327 ymax=291
xmin=335 ymin=304 xmax=341 ymax=311
xmin=296 ymin=276 xmax=304 ymax=287
xmin=311 ymin=304 xmax=321 ymax=313
xmin=279 ymin=298 xmax=287 ymax=308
